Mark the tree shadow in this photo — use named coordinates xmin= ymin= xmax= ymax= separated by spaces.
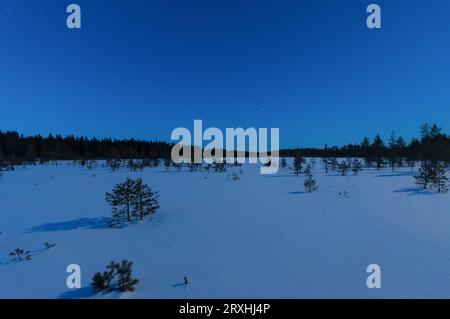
xmin=287 ymin=191 xmax=306 ymax=195
xmin=24 ymin=217 xmax=111 ymax=233
xmin=375 ymin=172 xmax=415 ymax=178
xmin=59 ymin=287 xmax=96 ymax=299
xmin=393 ymin=187 xmax=435 ymax=196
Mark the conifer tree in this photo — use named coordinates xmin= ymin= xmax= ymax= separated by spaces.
xmin=372 ymin=134 xmax=385 ymax=170
xmin=330 ymin=157 xmax=338 ymax=171
xmin=337 ymin=161 xmax=349 ymax=176
xmin=117 ymin=260 xmax=139 ymax=292
xmin=292 ymin=150 xmax=303 ymax=176
xmin=414 ymin=161 xmax=434 ymax=190
xmin=304 ymin=172 xmax=318 ymax=193
xmin=351 ymin=159 xmax=363 ymax=175
xmin=388 ymin=131 xmax=397 ymax=171
xmin=281 ymin=158 xmax=287 ymax=168
xmin=321 ymin=157 xmax=329 ymax=174
xmin=132 ymin=177 xmax=160 ymax=220
xmin=105 ymin=177 xmax=136 ymax=225
xmin=304 ymin=163 xmax=312 ymax=175
xmin=432 ymin=162 xmax=448 ymax=193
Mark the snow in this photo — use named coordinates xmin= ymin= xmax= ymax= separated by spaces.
xmin=0 ymin=160 xmax=449 ymax=298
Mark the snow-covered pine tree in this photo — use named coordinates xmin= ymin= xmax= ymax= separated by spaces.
xmin=132 ymin=177 xmax=160 ymax=220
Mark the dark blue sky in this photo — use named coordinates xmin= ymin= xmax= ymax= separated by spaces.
xmin=1 ymin=0 xmax=450 ymax=147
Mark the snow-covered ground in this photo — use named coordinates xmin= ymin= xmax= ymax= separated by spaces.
xmin=0 ymin=160 xmax=449 ymax=299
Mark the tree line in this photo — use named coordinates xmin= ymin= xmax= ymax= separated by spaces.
xmin=0 ymin=132 xmax=172 ymax=165
xmin=281 ymin=123 xmax=450 ymax=164
xmin=1 ymin=123 xmax=450 ymax=166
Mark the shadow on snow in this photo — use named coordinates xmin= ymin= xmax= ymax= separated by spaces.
xmin=393 ymin=187 xmax=435 ymax=196
xmin=59 ymin=287 xmax=97 ymax=299
xmin=24 ymin=217 xmax=111 ymax=233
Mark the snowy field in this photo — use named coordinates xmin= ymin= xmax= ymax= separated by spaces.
xmin=0 ymin=160 xmax=449 ymax=299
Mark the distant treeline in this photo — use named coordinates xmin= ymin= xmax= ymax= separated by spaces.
xmin=0 ymin=123 xmax=449 ymax=165
xmin=0 ymin=132 xmax=172 ymax=163
xmin=282 ymin=123 xmax=450 ymax=163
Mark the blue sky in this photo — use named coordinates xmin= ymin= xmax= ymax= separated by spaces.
xmin=1 ymin=0 xmax=450 ymax=148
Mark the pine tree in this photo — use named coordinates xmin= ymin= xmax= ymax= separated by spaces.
xmin=132 ymin=178 xmax=160 ymax=220
xmin=304 ymin=172 xmax=318 ymax=193
xmin=351 ymin=159 xmax=363 ymax=175
xmin=117 ymin=260 xmax=139 ymax=292
xmin=105 ymin=177 xmax=136 ymax=225
xmin=414 ymin=161 xmax=434 ymax=190
xmin=372 ymin=134 xmax=385 ymax=170
xmin=432 ymin=162 xmax=448 ymax=193
xmin=292 ymin=150 xmax=303 ymax=176
xmin=321 ymin=157 xmax=329 ymax=174
xmin=361 ymin=137 xmax=371 ymax=167
xmin=337 ymin=161 xmax=349 ymax=176
xmin=9 ymin=248 xmax=32 ymax=262
xmin=281 ymin=158 xmax=287 ymax=168
xmin=388 ymin=131 xmax=397 ymax=171
xmin=92 ymin=260 xmax=138 ymax=292
xmin=330 ymin=157 xmax=338 ymax=171
xmin=304 ymin=163 xmax=312 ymax=175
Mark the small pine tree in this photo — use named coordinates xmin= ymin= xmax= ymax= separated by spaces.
xmin=304 ymin=163 xmax=312 ymax=175
xmin=337 ymin=161 xmax=349 ymax=176
xmin=321 ymin=157 xmax=329 ymax=174
xmin=281 ymin=158 xmax=287 ymax=168
xmin=92 ymin=260 xmax=138 ymax=292
xmin=330 ymin=157 xmax=338 ymax=171
xmin=432 ymin=162 xmax=448 ymax=193
xmin=414 ymin=161 xmax=434 ymax=190
xmin=351 ymin=159 xmax=363 ymax=176
xmin=304 ymin=173 xmax=318 ymax=193
xmin=117 ymin=260 xmax=139 ymax=292
xmin=292 ymin=150 xmax=303 ymax=176
xmin=9 ymin=248 xmax=31 ymax=262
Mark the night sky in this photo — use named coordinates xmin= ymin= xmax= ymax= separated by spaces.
xmin=1 ymin=0 xmax=450 ymax=147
